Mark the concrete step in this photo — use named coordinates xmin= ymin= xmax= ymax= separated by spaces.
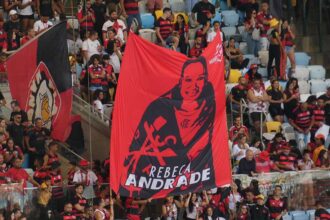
xmin=294 ymin=35 xmax=330 ymax=53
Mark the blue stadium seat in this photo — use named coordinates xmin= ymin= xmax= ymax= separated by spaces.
xmin=306 ymin=210 xmax=315 ymax=220
xmin=283 ymin=214 xmax=292 ymax=220
xmin=222 ymin=26 xmax=237 ymax=38
xmin=211 ymin=11 xmax=222 ymax=24
xmin=222 ymin=10 xmax=239 ymax=26
xmin=292 ymin=213 xmax=309 ymax=220
xmin=308 ymin=65 xmax=326 ymax=80
xmin=279 ymin=80 xmax=287 ymax=90
xmin=171 ymin=1 xmax=185 ymax=12
xmin=141 ymin=13 xmax=155 ymax=29
xmin=295 ymin=52 xmax=311 ymax=66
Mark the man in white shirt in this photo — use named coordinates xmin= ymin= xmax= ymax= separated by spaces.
xmin=207 ymin=21 xmax=224 ymax=44
xmin=73 ymin=159 xmax=98 ymax=199
xmin=102 ymin=10 xmax=127 ymax=44
xmin=82 ymin=30 xmax=101 ymax=64
xmin=33 ymin=15 xmax=53 ymax=34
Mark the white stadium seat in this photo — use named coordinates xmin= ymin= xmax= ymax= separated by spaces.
xmin=222 ymin=10 xmax=239 ymax=26
xmin=239 ymin=42 xmax=248 ymax=55
xmin=139 ymin=29 xmax=156 ymax=43
xmin=258 ymin=50 xmax=269 ymax=67
xmin=310 ymin=79 xmax=327 ymax=95
xmin=258 ymin=67 xmax=268 ymax=78
xmin=308 ymin=65 xmax=326 ymax=80
xmin=300 ymin=93 xmax=311 ymax=102
xmin=222 ymin=26 xmax=237 ymax=38
xmin=292 ymin=66 xmax=310 ymax=81
xmin=298 ymin=80 xmax=311 ymax=94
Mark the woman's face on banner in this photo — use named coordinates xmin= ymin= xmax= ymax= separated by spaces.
xmin=180 ymin=62 xmax=205 ymax=101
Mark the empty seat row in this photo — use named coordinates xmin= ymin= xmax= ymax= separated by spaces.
xmin=298 ymin=79 xmax=328 ymax=95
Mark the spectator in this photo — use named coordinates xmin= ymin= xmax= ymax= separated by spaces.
xmin=47 ymin=161 xmax=65 ymax=212
xmin=256 ymin=1 xmax=272 ymax=50
xmin=315 ymin=149 xmax=329 ymax=168
xmin=266 ymin=185 xmax=287 ymax=220
xmin=280 ymin=19 xmax=296 ymax=74
xmin=17 ymin=0 xmax=34 ymax=32
xmin=173 ymin=14 xmax=189 ymax=54
xmin=311 ymin=97 xmax=325 ymax=140
xmin=94 ymin=198 xmax=110 ymax=220
xmin=102 ymin=10 xmax=127 ymax=44
xmin=319 ymin=87 xmax=330 ymax=103
xmin=124 ymin=197 xmax=151 ymax=220
xmin=77 ymin=0 xmax=95 ymax=34
xmin=25 ymin=118 xmax=50 ymax=167
xmin=232 ymin=134 xmax=250 ymax=163
xmin=146 ymin=0 xmax=162 ymax=13
xmin=155 ymin=8 xmax=179 ymax=51
xmin=189 ymin=36 xmax=204 ymax=58
xmin=315 ymin=201 xmax=330 ymax=220
xmin=267 ymin=79 xmax=284 ymax=122
xmin=244 ymin=64 xmax=263 ymax=86
xmin=191 ymin=0 xmax=215 ymax=26
xmin=312 ymin=134 xmax=326 ymax=163
xmin=298 ymin=150 xmax=315 ymax=170
xmin=104 ymin=27 xmax=123 ymax=51
xmin=106 ymin=38 xmax=122 ymax=76
xmin=4 ymin=0 xmax=19 ymax=14
xmin=92 ymin=0 xmax=106 ymax=43
xmin=61 ymin=202 xmax=75 ymax=219
xmin=244 ymin=9 xmax=260 ymax=56
xmin=20 ymin=27 xmax=35 ymax=46
xmin=0 ymin=17 xmax=7 ymax=52
xmin=103 ymin=54 xmax=117 ymax=102
xmin=267 ymin=19 xmax=282 ymax=79
xmin=229 ymin=77 xmax=248 ymax=113
xmin=120 ymin=0 xmax=141 ymax=30
xmin=255 ymin=150 xmax=278 ymax=173
xmin=244 ymin=190 xmax=256 ymax=208
xmin=36 ymin=0 xmax=53 ymax=18
xmin=43 ymin=141 xmax=59 ymax=169
xmin=185 ymin=193 xmax=204 ymax=220
xmin=203 ymin=206 xmax=225 ymax=220
xmin=229 ymin=116 xmax=249 ymax=142
xmin=283 ymin=77 xmax=299 ymax=119
xmin=71 ymin=183 xmax=88 ymax=218
xmin=3 ymin=10 xmax=21 ymax=52
xmin=237 ymin=149 xmax=257 ymax=176
xmin=289 ymin=101 xmax=314 ymax=152
xmin=228 ymin=183 xmax=242 ymax=217
xmin=88 ymin=54 xmax=105 ymax=93
xmin=33 ymin=157 xmax=48 ymax=184
xmin=236 ymin=204 xmax=250 ymax=220
xmin=9 ymin=100 xmax=28 ymax=125
xmin=67 ymin=160 xmax=77 ymax=185
xmin=6 ymin=157 xmax=40 ymax=187
xmin=250 ymin=194 xmax=269 ymax=220
xmin=275 ymin=144 xmax=297 ymax=171
xmin=7 ymin=112 xmax=25 ymax=148
xmin=93 ymin=89 xmax=105 ymax=118
xmin=227 ymin=37 xmax=249 ymax=70
xmin=73 ymin=159 xmax=98 ymax=199
xmin=161 ymin=196 xmax=182 ymax=220
xmin=33 ymin=15 xmax=53 ymax=34
xmin=3 ymin=138 xmax=24 ymax=164
xmin=247 ymin=78 xmax=269 ymax=133
xmin=82 ymin=30 xmax=101 ymax=64
xmin=207 ymin=21 xmax=224 ymax=44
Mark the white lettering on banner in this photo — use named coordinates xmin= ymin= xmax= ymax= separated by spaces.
xmin=209 ymin=44 xmax=223 ymax=64
xmin=124 ymin=167 xmax=211 ymax=190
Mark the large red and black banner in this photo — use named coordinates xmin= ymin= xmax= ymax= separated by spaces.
xmin=7 ymin=22 xmax=72 ymax=141
xmin=110 ymin=32 xmax=231 ymax=198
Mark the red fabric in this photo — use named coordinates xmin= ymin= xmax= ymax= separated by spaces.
xmin=6 ymin=167 xmax=29 ymax=188
xmin=110 ymin=32 xmax=231 ymax=198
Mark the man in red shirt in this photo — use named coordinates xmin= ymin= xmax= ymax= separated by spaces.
xmin=155 ymin=8 xmax=179 ymax=50
xmin=257 ymin=1 xmax=272 ymax=37
xmin=228 ymin=115 xmax=249 ymax=142
xmin=6 ymin=157 xmax=40 ymax=188
xmin=20 ymin=28 xmax=35 ymax=46
xmin=255 ymin=150 xmax=280 ymax=173
xmin=189 ymin=36 xmax=204 ymax=58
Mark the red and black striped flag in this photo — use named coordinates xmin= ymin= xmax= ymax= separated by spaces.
xmin=7 ymin=22 xmax=73 ymax=141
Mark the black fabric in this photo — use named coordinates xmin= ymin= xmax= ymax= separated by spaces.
xmin=267 ymin=44 xmax=281 ymax=78
xmin=237 ymin=158 xmax=256 ymax=176
xmin=192 ymin=1 xmax=215 ymax=25
xmin=37 ymin=22 xmax=71 ymax=93
xmin=66 ymin=119 xmax=85 ymax=154
xmin=267 ymin=89 xmax=284 ymax=117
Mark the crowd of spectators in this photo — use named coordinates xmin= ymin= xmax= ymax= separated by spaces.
xmin=0 ymin=0 xmax=329 ymax=219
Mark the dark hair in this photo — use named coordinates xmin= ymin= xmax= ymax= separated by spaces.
xmin=302 ymin=149 xmax=310 ymax=156
xmin=107 ymin=27 xmax=117 ymax=35
xmin=262 ymin=0 xmax=269 ymax=4
xmin=75 ymin=183 xmax=85 ymax=189
xmin=275 ymin=185 xmax=282 ymax=190
xmin=288 ymin=140 xmax=297 ymax=147
xmin=93 ymin=197 xmax=104 ymax=206
xmin=94 ymin=89 xmax=103 ymax=100
xmin=212 ymin=20 xmax=220 ymax=26
xmin=10 ymin=100 xmax=19 ymax=106
xmin=163 ymin=7 xmax=171 ymax=13
xmin=285 ymin=77 xmax=298 ymax=91
xmin=89 ymin=30 xmax=97 ymax=37
xmin=306 ymin=95 xmax=317 ymax=104
xmin=188 ymin=193 xmax=197 ymax=213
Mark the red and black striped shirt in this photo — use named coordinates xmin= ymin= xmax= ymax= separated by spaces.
xmin=50 ymin=173 xmax=64 ymax=199
xmin=266 ymin=196 xmax=287 ymax=219
xmin=88 ymin=64 xmax=104 ymax=86
xmin=315 ymin=208 xmax=330 ymax=220
xmin=312 ymin=106 xmax=325 ymax=131
xmin=155 ymin=17 xmax=172 ymax=40
xmin=276 ymin=153 xmax=297 ymax=171
xmin=293 ymin=108 xmax=313 ymax=130
xmin=124 ymin=0 xmax=139 ymax=15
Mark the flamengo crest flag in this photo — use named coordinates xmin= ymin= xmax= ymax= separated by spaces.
xmin=7 ymin=22 xmax=72 ymax=141
xmin=110 ymin=32 xmax=231 ymax=198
